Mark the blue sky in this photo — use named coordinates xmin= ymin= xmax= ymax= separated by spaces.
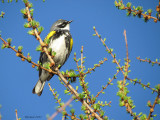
xmin=0 ymin=0 xmax=160 ymax=120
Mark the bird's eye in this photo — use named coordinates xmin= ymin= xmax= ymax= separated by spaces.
xmin=61 ymin=24 xmax=66 ymax=27
xmin=58 ymin=23 xmax=66 ymax=28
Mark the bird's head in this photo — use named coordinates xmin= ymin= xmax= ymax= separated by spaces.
xmin=50 ymin=19 xmax=72 ymax=31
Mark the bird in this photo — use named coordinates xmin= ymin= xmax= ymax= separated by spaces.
xmin=32 ymin=19 xmax=73 ymax=96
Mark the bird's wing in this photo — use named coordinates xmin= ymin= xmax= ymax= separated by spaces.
xmin=39 ymin=31 xmax=57 ymax=77
xmin=64 ymin=32 xmax=73 ymax=62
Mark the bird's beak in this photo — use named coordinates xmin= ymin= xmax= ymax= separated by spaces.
xmin=68 ymin=20 xmax=73 ymax=24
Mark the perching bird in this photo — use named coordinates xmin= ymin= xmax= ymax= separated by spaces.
xmin=32 ymin=19 xmax=73 ymax=96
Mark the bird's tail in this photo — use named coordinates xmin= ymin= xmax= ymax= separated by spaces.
xmin=32 ymin=80 xmax=45 ymax=96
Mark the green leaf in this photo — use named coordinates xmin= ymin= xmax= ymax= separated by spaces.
xmin=155 ymin=84 xmax=160 ymax=91
xmin=37 ymin=26 xmax=44 ymax=32
xmin=62 ymin=111 xmax=67 ymax=116
xmin=36 ymin=45 xmax=42 ymax=51
xmin=6 ymin=38 xmax=12 ymax=43
xmin=133 ymin=6 xmax=136 ymax=10
xmin=27 ymin=30 xmax=34 ymax=35
xmin=147 ymin=9 xmax=152 ymax=14
xmin=119 ymin=4 xmax=125 ymax=10
xmin=79 ymin=93 xmax=84 ymax=99
xmin=140 ymin=114 xmax=147 ymax=120
xmin=24 ymin=22 xmax=30 ymax=28
xmin=43 ymin=62 xmax=50 ymax=69
xmin=30 ymin=8 xmax=34 ymax=16
xmin=137 ymin=6 xmax=143 ymax=11
xmin=157 ymin=98 xmax=160 ymax=104
xmin=28 ymin=3 xmax=33 ymax=8
xmin=1 ymin=43 xmax=5 ymax=49
xmin=18 ymin=46 xmax=23 ymax=51
xmin=64 ymin=90 xmax=69 ymax=94
xmin=114 ymin=1 xmax=118 ymax=7
xmin=22 ymin=0 xmax=28 ymax=4
xmin=70 ymin=109 xmax=75 ymax=114
xmin=76 ymin=86 xmax=78 ymax=90
xmin=20 ymin=9 xmax=26 ymax=14
xmin=51 ymin=51 xmax=56 ymax=57
xmin=126 ymin=12 xmax=131 ymax=16
xmin=104 ymin=116 xmax=109 ymax=120
xmin=119 ymin=101 xmax=124 ymax=106
xmin=44 ymin=39 xmax=50 ymax=44
xmin=126 ymin=2 xmax=131 ymax=7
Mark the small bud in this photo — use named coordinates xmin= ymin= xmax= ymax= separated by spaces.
xmin=21 ymin=58 xmax=25 ymax=61
xmin=150 ymin=108 xmax=154 ymax=113
xmin=154 ymin=19 xmax=157 ymax=23
xmin=91 ymin=113 xmax=95 ymax=117
xmin=71 ymin=116 xmax=75 ymax=120
xmin=32 ymin=64 xmax=35 ymax=68
xmin=16 ymin=53 xmax=20 ymax=57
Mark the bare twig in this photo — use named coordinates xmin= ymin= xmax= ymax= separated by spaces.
xmin=15 ymin=109 xmax=19 ymax=120
xmin=81 ymin=46 xmax=84 ymax=71
xmin=123 ymin=30 xmax=129 ymax=87
xmin=124 ymin=30 xmax=129 ymax=73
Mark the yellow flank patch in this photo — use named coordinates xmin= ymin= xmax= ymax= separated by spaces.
xmin=46 ymin=31 xmax=56 ymax=40
xmin=70 ymin=38 xmax=73 ymax=51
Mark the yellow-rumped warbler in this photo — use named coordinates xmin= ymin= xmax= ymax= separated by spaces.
xmin=32 ymin=19 xmax=73 ymax=96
